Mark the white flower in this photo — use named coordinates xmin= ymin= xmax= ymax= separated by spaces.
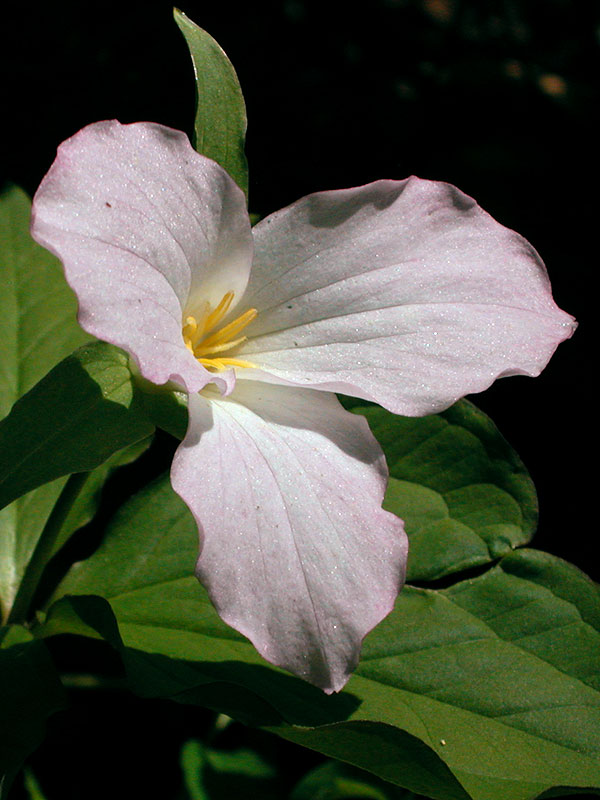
xmin=31 ymin=121 xmax=575 ymax=692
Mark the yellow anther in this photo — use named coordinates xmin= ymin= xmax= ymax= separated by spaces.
xmin=182 ymin=316 xmax=199 ymax=351
xmin=182 ymin=316 xmax=197 ymax=338
xmin=183 ymin=292 xmax=257 ymax=372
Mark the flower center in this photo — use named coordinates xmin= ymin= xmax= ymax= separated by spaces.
xmin=183 ymin=291 xmax=257 ymax=371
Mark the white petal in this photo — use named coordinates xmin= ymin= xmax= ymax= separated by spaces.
xmin=239 ymin=177 xmax=575 ymax=415
xmin=171 ymin=383 xmax=407 ymax=692
xmin=31 ymin=121 xmax=253 ymax=394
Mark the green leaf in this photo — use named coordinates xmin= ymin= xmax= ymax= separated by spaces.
xmin=0 ymin=185 xmax=89 ymax=418
xmin=280 ymin=725 xmax=468 ymax=800
xmin=41 ymin=474 xmax=600 ymax=800
xmin=0 ymin=341 xmax=155 ymax=514
xmin=290 ymin=761 xmax=411 ymax=800
xmin=1 ymin=481 xmax=66 ymax=624
xmin=0 ymin=185 xmax=91 ymax=623
xmin=2 ymin=437 xmax=151 ymax=627
xmin=330 ymin=553 xmax=600 ymax=800
xmin=180 ymin=739 xmax=277 ymax=800
xmin=51 ymin=437 xmax=152 ymax=559
xmin=0 ymin=629 xmax=65 ymax=798
xmin=355 ymin=401 xmax=538 ymax=582
xmin=138 ymin=379 xmax=188 ymax=440
xmin=174 ymin=9 xmax=249 ymax=200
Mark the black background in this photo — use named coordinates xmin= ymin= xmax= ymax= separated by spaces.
xmin=1 ymin=0 xmax=595 ymax=578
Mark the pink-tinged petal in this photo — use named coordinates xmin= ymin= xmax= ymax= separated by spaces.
xmin=239 ymin=177 xmax=576 ymax=415
xmin=171 ymin=383 xmax=407 ymax=693
xmin=31 ymin=121 xmax=253 ymax=394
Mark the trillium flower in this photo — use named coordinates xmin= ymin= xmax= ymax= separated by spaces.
xmin=31 ymin=121 xmax=575 ymax=693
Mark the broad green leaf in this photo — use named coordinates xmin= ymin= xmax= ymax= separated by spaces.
xmin=174 ymin=9 xmax=249 ymax=200
xmin=0 ymin=185 xmax=90 ymax=624
xmin=0 ymin=341 xmax=155 ymax=514
xmin=0 ymin=185 xmax=89 ymax=418
xmin=355 ymin=401 xmax=537 ymax=582
xmin=42 ymin=474 xmax=600 ymax=800
xmin=0 ymin=629 xmax=65 ymax=798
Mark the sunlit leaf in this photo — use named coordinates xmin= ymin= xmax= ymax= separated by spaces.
xmin=0 ymin=185 xmax=90 ymax=622
xmin=355 ymin=400 xmax=537 ymax=582
xmin=174 ymin=8 xmax=249 ymax=200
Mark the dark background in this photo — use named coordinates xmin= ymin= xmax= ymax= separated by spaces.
xmin=1 ymin=0 xmax=595 ymax=577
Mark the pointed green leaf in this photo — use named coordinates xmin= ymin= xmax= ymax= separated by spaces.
xmin=174 ymin=8 xmax=249 ymax=200
xmin=354 ymin=400 xmax=538 ymax=582
xmin=0 ymin=341 xmax=154 ymax=514
xmin=42 ymin=474 xmax=600 ymax=800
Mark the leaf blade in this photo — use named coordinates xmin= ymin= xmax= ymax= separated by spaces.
xmin=0 ymin=341 xmax=154 ymax=513
xmin=354 ymin=400 xmax=538 ymax=582
xmin=0 ymin=185 xmax=90 ymax=620
xmin=174 ymin=8 xmax=249 ymax=200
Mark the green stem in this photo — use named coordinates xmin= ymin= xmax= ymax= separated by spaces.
xmin=7 ymin=472 xmax=89 ymax=625
xmin=60 ymin=673 xmax=128 ymax=690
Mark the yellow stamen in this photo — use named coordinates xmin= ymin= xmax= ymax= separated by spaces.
xmin=182 ymin=316 xmax=198 ymax=351
xmin=199 ymin=308 xmax=258 ymax=349
xmin=196 ymin=335 xmax=248 ymax=355
xmin=204 ymin=291 xmax=234 ymax=332
xmin=182 ymin=316 xmax=198 ymax=339
xmin=198 ymin=357 xmax=257 ymax=370
xmin=183 ymin=292 xmax=257 ymax=372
